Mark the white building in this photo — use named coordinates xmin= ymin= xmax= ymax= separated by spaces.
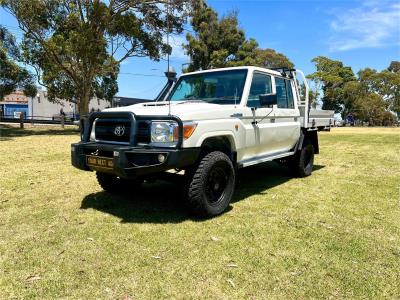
xmin=27 ymin=89 xmax=111 ymax=120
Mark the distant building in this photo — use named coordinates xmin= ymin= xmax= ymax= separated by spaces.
xmin=3 ymin=91 xmax=29 ymax=103
xmin=1 ymin=89 xmax=154 ymax=120
xmin=0 ymin=91 xmax=29 ymax=119
xmin=28 ymin=90 xmax=110 ymax=120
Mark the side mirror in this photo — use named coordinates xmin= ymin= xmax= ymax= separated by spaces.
xmin=259 ymin=93 xmax=277 ymax=107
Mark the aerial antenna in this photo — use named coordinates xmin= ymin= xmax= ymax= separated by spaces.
xmin=167 ymin=0 xmax=170 ymax=78
xmin=167 ymin=0 xmax=171 ymax=116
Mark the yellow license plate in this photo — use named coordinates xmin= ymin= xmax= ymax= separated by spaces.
xmin=86 ymin=155 xmax=114 ymax=169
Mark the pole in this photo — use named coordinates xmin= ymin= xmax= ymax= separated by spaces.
xmin=167 ymin=0 xmax=171 ymax=116
xmin=166 ymin=0 xmax=170 ymax=75
xmin=20 ymin=112 xmax=24 ymax=129
xmin=31 ymin=96 xmax=34 ymax=125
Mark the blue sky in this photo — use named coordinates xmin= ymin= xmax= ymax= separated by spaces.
xmin=1 ymin=0 xmax=399 ymax=99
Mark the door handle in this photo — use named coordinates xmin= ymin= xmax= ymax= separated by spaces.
xmin=230 ymin=113 xmax=243 ymax=118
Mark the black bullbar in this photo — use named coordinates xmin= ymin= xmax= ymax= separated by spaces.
xmin=72 ymin=111 xmax=200 ymax=178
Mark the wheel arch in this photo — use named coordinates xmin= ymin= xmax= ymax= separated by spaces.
xmin=198 ymin=133 xmax=237 ymax=162
xmin=301 ymin=130 xmax=319 ymax=154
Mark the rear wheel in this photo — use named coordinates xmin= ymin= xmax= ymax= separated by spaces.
xmin=96 ymin=172 xmax=143 ymax=193
xmin=186 ymin=151 xmax=235 ymax=218
xmin=292 ymin=142 xmax=314 ymax=177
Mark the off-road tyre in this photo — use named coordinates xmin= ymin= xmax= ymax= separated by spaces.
xmin=292 ymin=142 xmax=314 ymax=177
xmin=96 ymin=172 xmax=143 ymax=193
xmin=186 ymin=151 xmax=235 ymax=218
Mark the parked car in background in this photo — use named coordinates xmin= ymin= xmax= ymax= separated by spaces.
xmin=334 ymin=119 xmax=343 ymax=127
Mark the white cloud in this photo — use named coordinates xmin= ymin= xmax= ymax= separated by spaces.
xmin=328 ymin=1 xmax=400 ymax=52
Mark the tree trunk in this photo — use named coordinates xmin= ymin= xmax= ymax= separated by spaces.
xmin=78 ymin=93 xmax=90 ymax=120
xmin=77 ymin=87 xmax=91 ymax=135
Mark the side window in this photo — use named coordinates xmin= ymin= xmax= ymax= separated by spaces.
xmin=247 ymin=72 xmax=272 ymax=108
xmin=275 ymin=78 xmax=295 ymax=108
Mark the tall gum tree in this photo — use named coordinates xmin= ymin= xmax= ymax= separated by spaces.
xmin=183 ymin=1 xmax=293 ymax=71
xmin=307 ymin=56 xmax=356 ymax=114
xmin=1 ymin=0 xmax=192 ymax=118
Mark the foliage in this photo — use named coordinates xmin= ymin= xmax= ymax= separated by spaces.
xmin=1 ymin=0 xmax=191 ymax=117
xmin=342 ymin=80 xmax=394 ymax=126
xmin=388 ymin=61 xmax=400 ymax=73
xmin=354 ymin=66 xmax=399 ymax=124
xmin=183 ymin=4 xmax=246 ymax=71
xmin=0 ymin=26 xmax=36 ymax=99
xmin=254 ymin=48 xmax=294 ymax=69
xmin=184 ymin=2 xmax=293 ymax=71
xmin=307 ymin=56 xmax=356 ymax=114
xmin=308 ymin=57 xmax=399 ymax=124
xmin=299 ymin=83 xmax=318 ymax=108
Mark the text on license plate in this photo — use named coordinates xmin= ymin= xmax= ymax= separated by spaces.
xmin=86 ymin=155 xmax=114 ymax=169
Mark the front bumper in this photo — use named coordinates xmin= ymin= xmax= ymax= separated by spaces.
xmin=71 ymin=142 xmax=201 ymax=178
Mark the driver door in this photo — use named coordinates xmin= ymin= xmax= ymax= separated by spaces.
xmin=241 ymin=71 xmax=279 ymax=160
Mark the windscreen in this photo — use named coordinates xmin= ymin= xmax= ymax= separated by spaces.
xmin=168 ymin=70 xmax=248 ymax=105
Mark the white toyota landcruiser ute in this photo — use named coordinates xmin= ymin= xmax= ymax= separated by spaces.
xmin=72 ymin=66 xmax=333 ymax=217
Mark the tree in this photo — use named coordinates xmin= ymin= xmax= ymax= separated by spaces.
xmin=388 ymin=61 xmax=400 ymax=73
xmin=0 ymin=26 xmax=36 ymax=99
xmin=1 ymin=0 xmax=190 ymax=118
xmin=299 ymin=83 xmax=318 ymax=108
xmin=386 ymin=62 xmax=400 ymax=118
xmin=227 ymin=46 xmax=294 ymax=68
xmin=352 ymin=92 xmax=393 ymax=126
xmin=226 ymin=38 xmax=259 ymax=67
xmin=341 ymin=68 xmax=397 ymax=126
xmin=358 ymin=66 xmax=400 ymax=118
xmin=184 ymin=2 xmax=293 ymax=71
xmin=254 ymin=48 xmax=294 ymax=69
xmin=307 ymin=56 xmax=356 ymax=114
xmin=184 ymin=3 xmax=246 ymax=71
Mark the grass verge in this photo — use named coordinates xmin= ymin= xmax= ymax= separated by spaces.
xmin=0 ymin=125 xmax=399 ymax=299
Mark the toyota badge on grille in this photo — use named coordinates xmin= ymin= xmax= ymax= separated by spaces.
xmin=114 ymin=125 xmax=125 ymax=136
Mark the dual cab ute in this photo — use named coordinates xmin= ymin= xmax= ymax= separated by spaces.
xmin=71 ymin=66 xmax=333 ymax=217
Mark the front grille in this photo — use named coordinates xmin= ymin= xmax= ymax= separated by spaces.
xmin=95 ymin=118 xmax=131 ymax=143
xmin=136 ymin=120 xmax=151 ymax=144
xmin=94 ymin=118 xmax=151 ymax=145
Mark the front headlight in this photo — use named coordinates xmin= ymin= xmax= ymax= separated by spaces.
xmin=151 ymin=121 xmax=178 ymax=146
xmin=150 ymin=121 xmax=197 ymax=147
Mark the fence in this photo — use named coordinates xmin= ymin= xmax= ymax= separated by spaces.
xmin=0 ymin=113 xmax=77 ymax=127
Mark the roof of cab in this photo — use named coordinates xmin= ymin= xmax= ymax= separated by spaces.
xmin=180 ymin=66 xmax=287 ymax=77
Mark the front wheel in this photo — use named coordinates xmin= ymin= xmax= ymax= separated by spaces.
xmin=186 ymin=151 xmax=236 ymax=218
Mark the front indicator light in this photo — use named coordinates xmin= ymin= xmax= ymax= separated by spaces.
xmin=174 ymin=122 xmax=197 ymax=140
xmin=183 ymin=123 xmax=197 ymax=139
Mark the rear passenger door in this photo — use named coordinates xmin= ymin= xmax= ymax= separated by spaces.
xmin=273 ymin=77 xmax=300 ymax=152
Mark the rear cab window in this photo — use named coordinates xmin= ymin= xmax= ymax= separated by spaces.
xmin=275 ymin=77 xmax=295 ymax=109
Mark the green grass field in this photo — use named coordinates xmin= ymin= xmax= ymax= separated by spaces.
xmin=0 ymin=125 xmax=399 ymax=299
